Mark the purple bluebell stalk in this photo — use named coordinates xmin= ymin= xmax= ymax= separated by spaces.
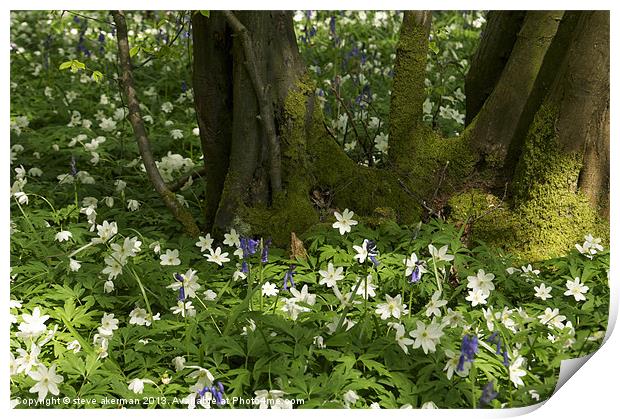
xmin=181 ymin=80 xmax=187 ymax=92
xmin=174 ymin=273 xmax=186 ymax=301
xmin=478 ymin=381 xmax=498 ymax=408
xmin=457 ymin=334 xmax=478 ymax=372
xmin=240 ymin=237 xmax=259 ymax=258
xmin=502 ymin=350 xmax=509 ymax=367
xmin=198 ymin=382 xmax=226 ymax=406
xmin=283 ymin=265 xmax=296 ymax=291
xmin=98 ymin=32 xmax=105 ymax=43
xmin=486 ymin=332 xmax=498 ymax=343
xmin=329 ymin=16 xmax=336 ymax=35
xmin=486 ymin=331 xmax=503 ymax=355
xmin=241 ymin=260 xmax=249 ymax=274
xmin=366 ymin=240 xmax=380 ymax=266
xmin=261 ymin=239 xmax=271 ymax=263
xmin=409 ymin=263 xmax=424 ymax=283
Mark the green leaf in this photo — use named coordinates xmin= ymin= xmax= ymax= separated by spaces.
xmin=92 ymin=70 xmax=103 ymax=83
xmin=200 ymin=10 xmax=210 ymax=18
xmin=129 ymin=45 xmax=140 ymax=58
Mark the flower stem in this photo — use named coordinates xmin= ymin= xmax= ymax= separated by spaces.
xmin=247 ymin=263 xmax=253 ymax=311
xmin=432 ymin=256 xmax=442 ymax=293
xmin=129 ymin=267 xmax=152 ymax=316
xmin=470 ymin=362 xmax=477 ymax=408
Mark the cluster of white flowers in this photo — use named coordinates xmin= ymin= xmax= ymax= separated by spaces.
xmin=93 ymin=313 xmax=119 ymax=359
xmin=11 ymin=305 xmax=65 ymax=401
xmin=575 ymin=234 xmax=604 ymax=258
xmin=129 ymin=307 xmax=160 ymax=327
xmin=253 ymin=389 xmax=293 ymax=409
xmin=465 ymin=269 xmax=495 ymax=307
xmin=101 ymin=233 xmax=141 ymax=292
xmin=10 ymin=114 xmax=29 ymax=135
xmin=482 ymin=306 xmax=518 ymax=333
xmin=281 ymin=285 xmax=317 ymax=320
xmin=151 ymin=151 xmax=196 ymax=183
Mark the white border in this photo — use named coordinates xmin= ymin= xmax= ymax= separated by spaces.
xmin=2 ymin=2 xmax=618 ymax=418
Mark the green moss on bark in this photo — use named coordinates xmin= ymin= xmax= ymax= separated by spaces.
xmin=448 ymin=105 xmax=608 ymax=262
xmin=389 ymin=12 xmax=430 ymax=168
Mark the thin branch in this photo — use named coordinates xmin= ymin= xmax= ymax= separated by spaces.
xmin=135 ymin=12 xmax=187 ymax=69
xmin=167 ymin=167 xmax=207 ymax=192
xmin=431 ymin=160 xmax=450 ymax=203
xmin=330 ymin=85 xmax=374 ymax=166
xmin=66 ymin=11 xmax=115 ymax=27
xmin=111 ymin=10 xmax=200 ymax=237
xmin=397 ymin=178 xmax=441 ymax=218
xmin=222 ymin=10 xmax=282 ymax=193
xmin=468 ymin=182 xmax=509 ymax=226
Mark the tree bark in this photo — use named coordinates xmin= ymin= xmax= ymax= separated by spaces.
xmin=192 ymin=12 xmax=233 ymax=232
xmin=388 ymin=11 xmax=431 ymax=171
xmin=188 ymin=10 xmax=609 ymax=259
xmin=468 ymin=11 xmax=563 ymax=169
xmin=465 ymin=11 xmax=525 ymax=126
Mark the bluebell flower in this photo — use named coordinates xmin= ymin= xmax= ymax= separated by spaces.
xmin=502 ymin=350 xmax=509 ymax=367
xmin=329 ymin=16 xmax=336 ymax=35
xmin=479 ymin=381 xmax=498 ymax=408
xmin=261 ymin=239 xmax=271 ymax=263
xmin=457 ymin=334 xmax=478 ymax=371
xmin=283 ymin=265 xmax=296 ymax=291
xmin=98 ymin=33 xmax=105 ymax=43
xmin=366 ymin=240 xmax=380 ymax=266
xmin=181 ymin=81 xmax=187 ymax=93
xmin=174 ymin=273 xmax=186 ymax=301
xmin=240 ymin=237 xmax=259 ymax=258
xmin=486 ymin=331 xmax=503 ymax=355
xmin=410 ymin=265 xmax=422 ymax=283
xmin=198 ymin=381 xmax=226 ymax=406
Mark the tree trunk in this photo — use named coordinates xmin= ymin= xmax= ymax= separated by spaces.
xmin=191 ymin=11 xmax=427 ymax=243
xmin=465 ymin=11 xmax=525 ymax=126
xmin=451 ymin=11 xmax=609 ymax=260
xmin=189 ymin=10 xmax=609 ymax=260
xmin=192 ymin=12 xmax=233 ymax=232
xmin=468 ymin=11 xmax=563 ymax=170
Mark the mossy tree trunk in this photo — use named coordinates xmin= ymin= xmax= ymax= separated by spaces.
xmin=464 ymin=11 xmax=525 ymax=126
xmin=452 ymin=11 xmax=609 ymax=259
xmin=190 ymin=10 xmax=609 ymax=259
xmin=191 ymin=11 xmax=425 ymax=244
